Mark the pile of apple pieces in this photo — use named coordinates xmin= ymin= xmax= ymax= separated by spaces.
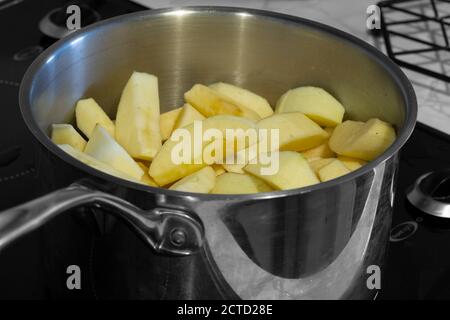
xmin=51 ymin=71 xmax=396 ymax=194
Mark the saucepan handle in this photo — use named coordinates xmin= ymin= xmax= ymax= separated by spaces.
xmin=0 ymin=183 xmax=204 ymax=255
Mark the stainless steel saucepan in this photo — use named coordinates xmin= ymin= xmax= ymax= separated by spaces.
xmin=0 ymin=7 xmax=416 ymax=299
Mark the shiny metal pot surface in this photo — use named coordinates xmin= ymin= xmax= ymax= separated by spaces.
xmin=0 ymin=7 xmax=416 ymax=299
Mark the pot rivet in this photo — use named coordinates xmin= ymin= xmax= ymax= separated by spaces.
xmin=170 ymin=229 xmax=186 ymax=247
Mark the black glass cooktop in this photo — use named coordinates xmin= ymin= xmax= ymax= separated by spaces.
xmin=380 ymin=123 xmax=450 ymax=300
xmin=0 ymin=0 xmax=450 ymax=300
xmin=0 ymin=0 xmax=147 ymax=299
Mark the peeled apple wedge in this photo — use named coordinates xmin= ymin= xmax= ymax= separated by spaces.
xmin=337 ymin=156 xmax=367 ymax=171
xmin=150 ymin=151 xmax=205 ymax=187
xmin=212 ymin=164 xmax=226 ymax=176
xmin=244 ymin=151 xmax=319 ymax=190
xmin=324 ymin=127 xmax=334 ymax=136
xmin=160 ymin=107 xmax=182 ymax=141
xmin=169 ymin=166 xmax=216 ymax=193
xmin=136 ymin=162 xmax=159 ymax=187
xmin=329 ymin=118 xmax=396 ymax=161
xmin=212 ymin=172 xmax=273 ymax=194
xmin=115 ymin=71 xmax=162 ymax=160
xmin=317 ymin=159 xmax=350 ymax=182
xmin=173 ymin=103 xmax=205 ymax=130
xmin=220 ymin=140 xmax=257 ymax=172
xmin=84 ymin=125 xmax=144 ymax=180
xmin=209 ymin=82 xmax=274 ymax=118
xmin=329 ymin=120 xmax=364 ymax=146
xmin=149 ymin=121 xmax=206 ymax=186
xmin=149 ymin=115 xmax=256 ymax=186
xmin=202 ymin=116 xmax=259 ymax=164
xmin=185 ymin=84 xmax=239 ymax=116
xmin=307 ymin=157 xmax=335 ymax=174
xmin=51 ymin=124 xmax=86 ymax=151
xmin=59 ymin=144 xmax=136 ymax=182
xmin=302 ymin=142 xmax=335 ymax=159
xmin=75 ymin=98 xmax=115 ymax=138
xmin=301 ymin=126 xmax=335 ymax=159
xmin=222 ymin=146 xmax=258 ymax=174
xmin=192 ymin=116 xmax=256 ymax=148
xmin=276 ymin=86 xmax=345 ymax=127
xmin=222 ymin=163 xmax=245 ymax=174
xmin=257 ymin=112 xmax=328 ymax=152
xmin=184 ymin=84 xmax=261 ymax=121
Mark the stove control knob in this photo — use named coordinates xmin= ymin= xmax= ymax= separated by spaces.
xmin=0 ymin=0 xmax=23 ymax=11
xmin=38 ymin=2 xmax=100 ymax=39
xmin=407 ymin=169 xmax=450 ymax=218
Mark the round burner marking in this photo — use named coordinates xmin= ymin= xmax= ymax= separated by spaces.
xmin=389 ymin=221 xmax=418 ymax=242
xmin=0 ymin=167 xmax=35 ymax=183
xmin=13 ymin=45 xmax=43 ymax=61
xmin=0 ymin=0 xmax=24 ymax=11
xmin=0 ymin=79 xmax=19 ymax=87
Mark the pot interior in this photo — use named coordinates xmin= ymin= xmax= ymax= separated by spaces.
xmin=28 ymin=9 xmax=407 ymax=135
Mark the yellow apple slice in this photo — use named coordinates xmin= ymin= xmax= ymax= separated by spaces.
xmin=75 ymin=98 xmax=115 ymax=138
xmin=84 ymin=125 xmax=144 ymax=180
xmin=136 ymin=162 xmax=159 ymax=187
xmin=149 ymin=115 xmax=256 ymax=186
xmin=324 ymin=127 xmax=334 ymax=136
xmin=302 ymin=142 xmax=335 ymax=159
xmin=221 ymin=146 xmax=258 ymax=174
xmin=222 ymin=163 xmax=245 ymax=174
xmin=275 ymin=86 xmax=345 ymax=127
xmin=301 ymin=125 xmax=335 ymax=159
xmin=149 ymin=126 xmax=206 ymax=187
xmin=257 ymin=112 xmax=328 ymax=152
xmin=160 ymin=107 xmax=182 ymax=141
xmin=212 ymin=172 xmax=273 ymax=194
xmin=337 ymin=156 xmax=367 ymax=171
xmin=184 ymin=84 xmax=261 ymax=121
xmin=307 ymin=157 xmax=336 ymax=174
xmin=317 ymin=159 xmax=351 ymax=182
xmin=115 ymin=71 xmax=162 ymax=160
xmin=209 ymin=82 xmax=274 ymax=118
xmin=58 ymin=144 xmax=137 ymax=182
xmin=244 ymin=151 xmax=319 ymax=190
xmin=51 ymin=124 xmax=86 ymax=151
xmin=169 ymin=166 xmax=216 ymax=193
xmin=212 ymin=164 xmax=226 ymax=176
xmin=173 ymin=103 xmax=205 ymax=130
xmin=328 ymin=120 xmax=364 ymax=152
xmin=329 ymin=118 xmax=396 ymax=161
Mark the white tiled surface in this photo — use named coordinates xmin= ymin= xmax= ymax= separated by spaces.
xmin=134 ymin=0 xmax=450 ymax=135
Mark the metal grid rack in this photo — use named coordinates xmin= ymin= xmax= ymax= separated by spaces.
xmin=379 ymin=0 xmax=450 ymax=81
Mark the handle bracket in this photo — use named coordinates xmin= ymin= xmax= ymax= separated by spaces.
xmin=0 ymin=183 xmax=204 ymax=255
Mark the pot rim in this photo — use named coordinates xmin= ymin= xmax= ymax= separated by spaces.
xmin=19 ymin=6 xmax=417 ymax=200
